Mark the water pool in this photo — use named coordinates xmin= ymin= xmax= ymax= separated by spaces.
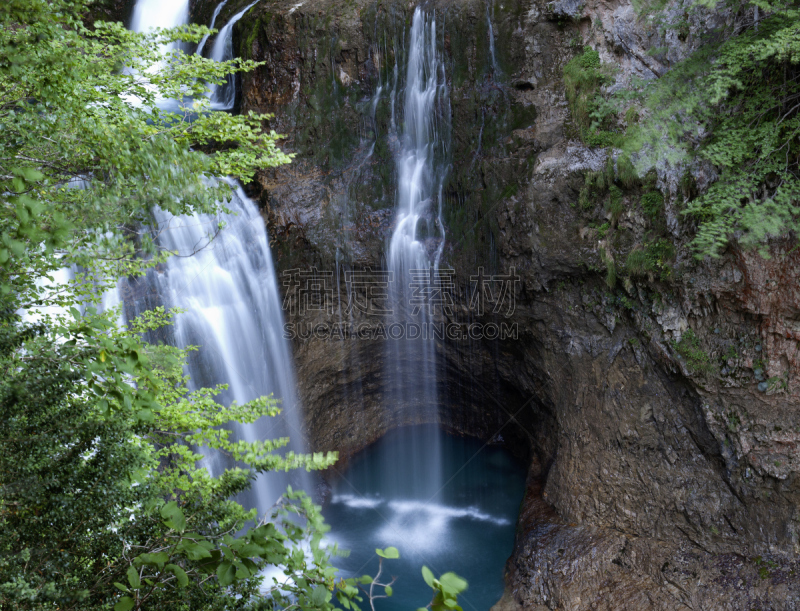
xmin=322 ymin=425 xmax=526 ymax=610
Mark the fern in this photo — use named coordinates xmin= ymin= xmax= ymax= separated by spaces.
xmin=627 ymin=2 xmax=800 ymax=258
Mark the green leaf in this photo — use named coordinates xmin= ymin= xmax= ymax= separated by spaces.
xmin=178 ymin=540 xmax=212 ymax=560
xmin=311 ymin=585 xmax=330 ymax=605
xmin=375 ymin=546 xmax=399 ymax=559
xmin=18 ymin=167 xmax=44 ymax=182
xmin=384 ymin=585 xmax=393 ymax=597
xmin=234 ymin=561 xmax=250 ymax=579
xmin=165 ymin=564 xmax=189 ymax=587
xmin=137 ymin=552 xmax=169 ymax=567
xmin=237 ymin=543 xmax=266 ymax=557
xmin=422 ymin=565 xmax=435 ymax=587
xmin=438 ymin=572 xmax=468 ymax=595
xmin=113 ymin=582 xmax=129 ymax=593
xmin=126 ymin=566 xmax=141 ymax=589
xmin=217 ymin=561 xmax=236 ymax=586
xmin=160 ymin=501 xmax=186 ymax=532
xmin=114 ymin=597 xmax=135 ymax=611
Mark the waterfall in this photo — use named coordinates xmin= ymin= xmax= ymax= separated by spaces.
xmin=487 ymin=2 xmax=500 ymax=77
xmin=196 ymin=0 xmax=229 ymax=56
xmin=384 ymin=8 xmax=450 ymax=500
xmin=207 ymin=1 xmax=260 ymax=110
xmin=126 ymin=0 xmax=189 ymax=110
xmin=126 ymin=0 xmax=308 ymax=516
xmin=388 ymin=8 xmax=448 ymax=272
xmin=149 ymin=180 xmax=308 ymax=513
xmin=130 ymin=0 xmax=188 ymax=36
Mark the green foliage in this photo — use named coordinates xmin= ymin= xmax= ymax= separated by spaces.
xmin=579 ymin=169 xmax=608 ymax=211
xmin=0 ymin=2 xmax=384 ymax=610
xmin=563 ymin=47 xmax=624 ymax=147
xmin=753 ymin=556 xmax=780 ymax=580
xmin=617 ymin=153 xmax=639 ymax=188
xmin=419 ymin=566 xmax=468 ymax=611
xmin=563 ymin=47 xmax=606 ymax=127
xmin=641 ymin=190 xmax=664 ymax=219
xmin=672 ymin=328 xmax=714 ymax=374
xmin=628 ymin=1 xmax=800 ymax=257
xmin=583 ymin=130 xmax=622 ymax=148
xmin=0 ymin=0 xmax=291 ymax=276
xmin=624 ymin=106 xmax=640 ymax=126
xmin=607 ymin=185 xmax=624 ymax=222
xmin=625 ymin=248 xmax=655 ymax=276
xmin=625 ymin=238 xmax=675 ymax=279
xmin=334 ymin=550 xmax=468 ymax=611
xmin=630 ymin=0 xmax=669 ymax=15
xmin=0 ymin=4 xmax=466 ymax=610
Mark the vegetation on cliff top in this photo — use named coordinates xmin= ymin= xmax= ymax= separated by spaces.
xmin=635 ymin=0 xmax=800 ymax=258
xmin=567 ymin=0 xmax=800 ymax=260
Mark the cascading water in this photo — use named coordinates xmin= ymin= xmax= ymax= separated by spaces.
xmin=388 ymin=9 xmax=448 ymax=273
xmin=130 ymin=0 xmax=188 ymax=37
xmin=127 ymin=0 xmax=308 ymax=516
xmin=323 ymin=12 xmax=524 ymax=608
xmin=196 ymin=0 xmax=228 ymax=56
xmin=383 ymin=8 xmax=450 ymax=500
xmin=486 ymin=2 xmax=501 ymax=77
xmin=149 ymin=180 xmax=309 ymax=514
xmin=207 ymin=1 xmax=260 ymax=110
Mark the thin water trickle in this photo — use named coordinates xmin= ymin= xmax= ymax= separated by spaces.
xmin=208 ymin=1 xmax=261 ymax=110
xmin=486 ymin=1 xmax=501 ymax=78
xmin=196 ymin=0 xmax=229 ymax=56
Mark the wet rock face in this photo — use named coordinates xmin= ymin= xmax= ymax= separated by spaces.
xmin=233 ymin=0 xmax=800 ymax=607
xmin=83 ymin=0 xmax=136 ymax=25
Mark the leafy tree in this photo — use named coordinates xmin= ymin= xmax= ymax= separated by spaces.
xmin=0 ymin=0 xmax=332 ymax=608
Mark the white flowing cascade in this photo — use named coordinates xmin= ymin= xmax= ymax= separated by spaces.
xmin=151 ymin=180 xmax=309 ymax=513
xmin=127 ymin=0 xmax=309 ymax=515
xmin=196 ymin=0 xmax=228 ymax=56
xmin=125 ymin=0 xmax=189 ymax=110
xmin=207 ymin=1 xmax=260 ymax=110
xmin=387 ymin=9 xmax=447 ymax=274
xmin=130 ymin=0 xmax=189 ymax=38
xmin=487 ymin=1 xmax=501 ymax=77
xmin=383 ymin=8 xmax=450 ymax=501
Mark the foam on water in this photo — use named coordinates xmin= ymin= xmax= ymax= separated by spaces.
xmin=323 ymin=426 xmax=525 ymax=609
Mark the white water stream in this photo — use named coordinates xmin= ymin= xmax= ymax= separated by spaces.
xmin=383 ymin=8 xmax=450 ymax=500
xmin=128 ymin=0 xmax=308 ymax=515
xmin=150 ymin=180 xmax=308 ymax=512
xmin=196 ymin=0 xmax=228 ymax=56
xmin=129 ymin=0 xmax=189 ymax=38
xmin=207 ymin=0 xmax=261 ymax=110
